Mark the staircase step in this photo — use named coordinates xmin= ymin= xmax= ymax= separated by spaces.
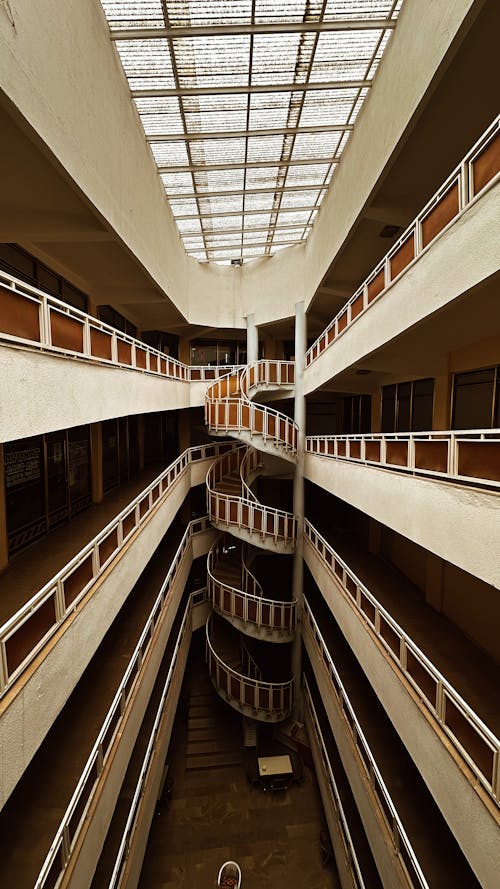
xmin=187 ymin=738 xmax=240 ymax=756
xmin=188 ymin=716 xmax=217 ymax=730
xmin=186 ymin=751 xmax=242 ymax=771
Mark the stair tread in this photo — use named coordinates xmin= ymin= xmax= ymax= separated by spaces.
xmin=186 ymin=751 xmax=242 ymax=770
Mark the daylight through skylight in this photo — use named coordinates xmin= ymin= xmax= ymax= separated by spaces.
xmin=100 ymin=1 xmax=404 ymax=264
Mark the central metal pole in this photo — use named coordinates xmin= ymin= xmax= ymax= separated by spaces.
xmin=292 ymin=301 xmax=306 ymax=721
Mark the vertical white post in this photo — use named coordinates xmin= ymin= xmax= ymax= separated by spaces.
xmin=292 ymin=301 xmax=306 ymax=721
xmin=246 ymin=313 xmax=259 ymax=365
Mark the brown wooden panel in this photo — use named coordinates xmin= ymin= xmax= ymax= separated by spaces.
xmin=253 ymin=510 xmax=263 ymax=532
xmin=117 ymin=340 xmax=132 ymax=365
xmin=267 ymin=415 xmax=276 ymax=437
xmin=254 ymin=410 xmax=263 ymax=433
xmin=360 ymin=592 xmax=375 ymax=624
xmin=472 ymin=130 xmax=500 ymax=195
xmin=139 ymin=494 xmax=150 ymax=517
xmin=269 ymin=363 xmax=278 ymax=383
xmin=337 ymin=312 xmax=348 ymax=333
xmin=327 ymin=327 xmax=335 ymax=345
xmin=327 ymin=441 xmax=334 ymax=456
xmin=0 ymin=285 xmax=41 ymax=341
xmin=349 ymin=441 xmax=361 ymax=459
xmin=241 ymin=504 xmax=249 ymax=525
xmin=228 ymin=403 xmax=238 ymax=425
xmin=190 ymin=367 xmax=201 ymax=381
xmin=444 ymin=694 xmax=494 ymax=781
xmin=63 ymin=554 xmax=94 ymax=606
xmin=159 ymin=357 xmax=167 ymax=375
xmin=49 ymin=310 xmax=84 ymax=352
xmin=248 ymin=600 xmax=257 ymax=623
xmin=273 ymin=606 xmax=282 ymax=628
xmin=241 ymin=404 xmax=250 ymax=428
xmin=406 ymin=649 xmax=437 ymax=705
xmin=390 ymin=234 xmax=414 ymax=280
xmin=90 ymin=327 xmax=112 ymax=360
xmin=278 ymin=516 xmax=285 ymax=538
xmin=258 ymin=687 xmax=270 ymax=710
xmin=122 ymin=511 xmax=136 ymax=538
xmin=151 ymin=483 xmax=160 ymax=503
xmin=350 ymin=293 xmax=364 ymax=321
xmin=149 ymin=354 xmax=158 ymax=373
xmin=414 ymin=441 xmax=448 ymax=474
xmin=280 ymin=419 xmax=286 ymax=441
xmin=458 ymin=441 xmax=500 ymax=482
xmin=367 ymin=268 xmax=385 ymax=303
xmin=245 ymin=682 xmax=255 ymax=706
xmin=266 ymin=513 xmax=274 ymax=534
xmin=261 ymin=603 xmax=270 ymax=626
xmin=385 ymin=441 xmax=408 ymax=467
xmin=379 ymin=615 xmax=400 ymax=656
xmin=337 ymin=441 xmax=346 ymax=457
xmin=345 ymin=575 xmax=356 ymax=599
xmin=135 ymin=347 xmax=147 ymax=369
xmin=5 ymin=596 xmax=57 ymax=675
xmin=229 ymin=501 xmax=238 ymax=523
xmin=365 ymin=441 xmax=381 ymax=462
xmin=99 ymin=527 xmax=118 ymax=565
xmin=235 ymin=595 xmax=244 ymax=618
xmin=421 ymin=182 xmax=459 ymax=247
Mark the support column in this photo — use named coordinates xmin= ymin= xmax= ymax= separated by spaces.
xmin=246 ymin=313 xmax=258 ymax=365
xmin=292 ymin=301 xmax=306 ymax=721
xmin=0 ymin=444 xmax=9 ymax=572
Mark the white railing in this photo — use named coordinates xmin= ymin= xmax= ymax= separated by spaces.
xmin=207 ymin=537 xmax=296 ymax=635
xmin=0 ymin=269 xmax=242 ymax=383
xmin=303 ymin=677 xmax=366 ymax=889
xmin=241 ymin=359 xmax=295 ymax=396
xmin=205 ymin=363 xmax=298 ymax=458
xmin=306 ymin=115 xmax=500 ymax=367
xmin=0 ymin=442 xmax=234 ymax=698
xmin=304 ymin=521 xmax=500 ymax=804
xmin=206 ymin=619 xmax=293 ymax=720
xmin=306 ymin=428 xmax=500 ymax=489
xmin=106 ymin=587 xmax=206 ymax=889
xmin=34 ymin=530 xmax=209 ymax=889
xmin=240 ymin=636 xmax=262 ymax=682
xmin=303 ymin=597 xmax=429 ymax=889
xmin=206 ymin=446 xmax=297 ymax=547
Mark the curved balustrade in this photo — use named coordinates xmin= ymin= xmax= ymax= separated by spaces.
xmin=206 ymin=445 xmax=296 ymax=551
xmin=205 ymin=361 xmax=298 ymax=460
xmin=0 ymin=269 xmax=242 ymax=384
xmin=206 ymin=619 xmax=293 ymax=722
xmin=306 ymin=115 xmax=500 ymax=368
xmin=207 ymin=536 xmax=296 ymax=641
xmin=34 ymin=533 xmax=208 ymax=889
xmin=304 ymin=521 xmax=500 ymax=805
xmin=306 ymin=428 xmax=500 ymax=489
xmin=0 ymin=443 xmax=234 ymax=698
xmin=303 ymin=597 xmax=429 ymax=889
xmin=242 ymin=359 xmax=295 ymax=399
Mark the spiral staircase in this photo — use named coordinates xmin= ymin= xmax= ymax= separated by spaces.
xmin=204 ymin=361 xmax=298 ymax=723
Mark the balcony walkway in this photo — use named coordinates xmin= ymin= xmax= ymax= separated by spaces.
xmin=307 ymin=512 xmax=500 ymax=739
xmin=0 ymin=522 xmax=184 ymax=889
xmin=0 ymin=464 xmax=167 ymax=628
xmin=306 ymin=589 xmax=482 ymax=888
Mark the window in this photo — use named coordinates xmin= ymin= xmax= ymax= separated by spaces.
xmin=381 ymin=379 xmax=434 ymax=433
xmin=0 ymin=243 xmax=87 ymax=311
xmin=98 ymin=305 xmax=137 ymax=338
xmin=452 ymin=367 xmax=498 ymax=429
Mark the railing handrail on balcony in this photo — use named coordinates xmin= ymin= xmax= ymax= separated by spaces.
xmin=205 ymin=362 xmax=298 ymax=457
xmin=34 ymin=528 xmax=209 ymax=889
xmin=0 ymin=268 xmax=243 ymax=383
xmin=303 ymin=677 xmax=366 ymax=889
xmin=303 ymin=596 xmax=429 ymax=889
xmin=107 ymin=587 xmax=206 ymax=889
xmin=207 ymin=537 xmax=296 ymax=634
xmin=206 ymin=618 xmax=293 ymax=714
xmin=0 ymin=442 xmax=234 ymax=698
xmin=306 ymin=115 xmax=500 ymax=368
xmin=304 ymin=520 xmax=500 ymax=804
xmin=206 ymin=446 xmax=297 ymax=547
xmin=306 ymin=427 xmax=500 ymax=489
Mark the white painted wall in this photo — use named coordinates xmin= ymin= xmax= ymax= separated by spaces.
xmin=305 ymin=454 xmax=500 ymax=589
xmin=0 ymin=0 xmax=478 ymax=328
xmin=304 ymin=544 xmax=500 ymax=889
xmin=305 ymin=179 xmax=500 ymax=394
xmin=0 ymin=344 xmax=193 ymax=441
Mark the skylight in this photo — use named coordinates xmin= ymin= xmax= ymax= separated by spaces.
xmin=100 ymin=1 xmax=404 ymax=264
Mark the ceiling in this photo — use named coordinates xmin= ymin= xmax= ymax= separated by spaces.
xmin=100 ymin=0 xmax=403 ymax=264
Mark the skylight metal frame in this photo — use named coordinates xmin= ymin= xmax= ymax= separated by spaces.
xmin=101 ymin=0 xmax=404 ymax=264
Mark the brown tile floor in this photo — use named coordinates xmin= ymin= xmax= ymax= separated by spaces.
xmin=138 ymin=650 xmax=340 ymax=889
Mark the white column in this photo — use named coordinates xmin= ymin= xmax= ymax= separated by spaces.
xmin=292 ymin=301 xmax=306 ymax=721
xmin=246 ymin=313 xmax=258 ymax=365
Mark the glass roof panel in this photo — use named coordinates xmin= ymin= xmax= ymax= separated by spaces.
xmin=100 ymin=0 xmax=404 ymax=264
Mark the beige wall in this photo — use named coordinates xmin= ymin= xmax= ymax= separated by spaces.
xmin=442 ymin=563 xmax=500 ymax=663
